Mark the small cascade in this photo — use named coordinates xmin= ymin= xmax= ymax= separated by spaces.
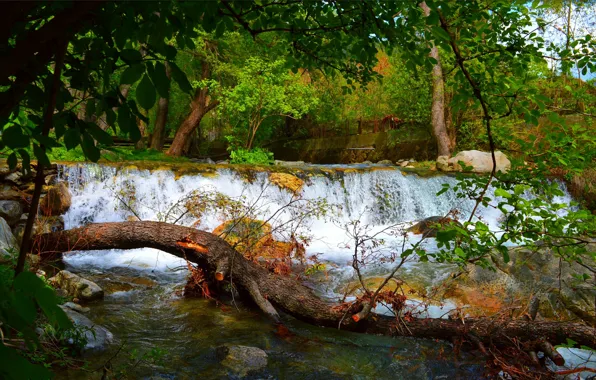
xmin=57 ymin=163 xmax=573 ymax=269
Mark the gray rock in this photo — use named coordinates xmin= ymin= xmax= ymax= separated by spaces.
xmin=216 ymin=160 xmax=229 ymax=165
xmin=216 ymin=345 xmax=268 ymax=376
xmin=0 ymin=200 xmax=23 ymax=226
xmin=400 ymin=161 xmax=409 ymax=167
xmin=190 ymin=158 xmax=215 ymax=164
xmin=377 ymin=160 xmax=393 ymax=166
xmin=4 ymin=171 xmax=22 ymax=184
xmin=437 ymin=150 xmax=511 ymax=173
xmin=59 ymin=305 xmax=113 ymax=352
xmin=274 ymin=160 xmax=306 ymax=167
xmin=361 ymin=160 xmax=373 ymax=165
xmin=49 ymin=270 xmax=104 ymax=301
xmin=0 ymin=216 xmax=18 ymax=259
xmin=63 ymin=302 xmax=91 ymax=313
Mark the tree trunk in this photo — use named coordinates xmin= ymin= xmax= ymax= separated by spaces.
xmin=149 ymin=62 xmax=171 ymax=151
xmin=36 ymin=221 xmax=596 ymax=351
xmin=167 ymin=62 xmax=218 ymax=157
xmin=135 ymin=108 xmax=147 ymax=150
xmin=420 ymin=2 xmax=451 ymax=158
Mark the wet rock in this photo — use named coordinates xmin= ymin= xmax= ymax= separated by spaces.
xmin=0 ymin=216 xmax=18 ymax=259
xmin=4 ymin=171 xmax=22 ymax=184
xmin=190 ymin=157 xmax=215 ymax=164
xmin=407 ymin=216 xmax=461 ymax=238
xmin=59 ymin=305 xmax=113 ymax=352
xmin=269 ymin=172 xmax=304 ymax=194
xmin=216 ymin=344 xmax=267 ymax=376
xmin=63 ymin=302 xmax=91 ymax=313
xmin=437 ymin=150 xmax=511 ymax=173
xmin=400 ymin=160 xmax=409 ymax=167
xmin=216 ymin=160 xmax=229 ymax=164
xmin=361 ymin=160 xmax=373 ymax=165
xmin=40 ymin=182 xmax=71 ymax=216
xmin=49 ymin=270 xmax=104 ymax=302
xmin=377 ymin=160 xmax=393 ymax=166
xmin=0 ymin=200 xmax=23 ymax=226
xmin=274 ymin=160 xmax=306 ymax=167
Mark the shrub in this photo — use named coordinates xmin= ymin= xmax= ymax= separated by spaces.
xmin=229 ymin=148 xmax=274 ymax=165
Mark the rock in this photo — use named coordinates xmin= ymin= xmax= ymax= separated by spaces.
xmin=190 ymin=158 xmax=215 ymax=164
xmin=55 ymin=288 xmax=68 ymax=298
xmin=0 ymin=189 xmax=27 ymax=203
xmin=407 ymin=216 xmax=461 ymax=238
xmin=0 ymin=216 xmax=18 ymax=259
xmin=216 ymin=160 xmax=229 ymax=165
xmin=45 ymin=174 xmax=58 ymax=185
xmin=59 ymin=305 xmax=113 ymax=352
xmin=436 ymin=156 xmax=450 ymax=171
xmin=437 ymin=150 xmax=511 ymax=173
xmin=216 ymin=345 xmax=267 ymax=376
xmin=269 ymin=173 xmax=304 ymax=194
xmin=40 ymin=182 xmax=71 ymax=216
xmin=4 ymin=171 xmax=22 ymax=184
xmin=0 ymin=200 xmax=23 ymax=226
xmin=49 ymin=270 xmax=104 ymax=302
xmin=400 ymin=161 xmax=409 ymax=167
xmin=361 ymin=160 xmax=373 ymax=165
xmin=63 ymin=302 xmax=90 ymax=313
xmin=377 ymin=160 xmax=393 ymax=166
xmin=274 ymin=160 xmax=306 ymax=167
xmin=405 ymin=165 xmax=415 ymax=168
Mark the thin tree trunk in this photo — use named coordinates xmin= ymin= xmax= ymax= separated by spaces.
xmin=37 ymin=221 xmax=596 ymax=351
xmin=15 ymin=40 xmax=68 ymax=276
xmin=150 ymin=62 xmax=171 ymax=151
xmin=420 ymin=2 xmax=451 ymax=158
xmin=134 ymin=109 xmax=147 ymax=150
xmin=167 ymin=61 xmax=218 ymax=157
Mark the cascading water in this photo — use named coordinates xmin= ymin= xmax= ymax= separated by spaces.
xmin=53 ymin=163 xmax=578 ymax=378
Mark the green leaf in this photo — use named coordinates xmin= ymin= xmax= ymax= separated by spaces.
xmin=81 ymin=132 xmax=100 ymax=162
xmin=64 ymin=128 xmax=81 ymax=150
xmin=120 ymin=48 xmax=142 ymax=63
xmin=3 ymin=126 xmax=29 ymax=149
xmin=494 ymin=188 xmax=511 ymax=199
xmin=120 ymin=64 xmax=145 ymax=85
xmin=148 ymin=62 xmax=170 ymax=98
xmin=86 ymin=123 xmax=114 ymax=145
xmin=136 ymin=74 xmax=156 ymax=110
xmin=7 ymin=152 xmax=17 ymax=169
xmin=431 ymin=26 xmax=450 ymax=41
xmin=33 ymin=144 xmax=50 ymax=167
xmin=168 ymin=61 xmax=193 ymax=94
xmin=436 ymin=229 xmax=457 ymax=242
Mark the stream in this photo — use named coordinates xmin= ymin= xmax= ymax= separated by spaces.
xmin=53 ymin=163 xmax=573 ymax=378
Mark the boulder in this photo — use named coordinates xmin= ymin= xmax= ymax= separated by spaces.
xmin=361 ymin=160 xmax=373 ymax=165
xmin=269 ymin=172 xmax=304 ymax=194
xmin=216 ymin=345 xmax=267 ymax=376
xmin=40 ymin=182 xmax=71 ymax=216
xmin=49 ymin=270 xmax=104 ymax=302
xmin=399 ymin=161 xmax=409 ymax=167
xmin=377 ymin=160 xmax=393 ymax=166
xmin=59 ymin=305 xmax=113 ymax=352
xmin=437 ymin=150 xmax=511 ymax=173
xmin=0 ymin=216 xmax=18 ymax=259
xmin=0 ymin=200 xmax=23 ymax=226
xmin=407 ymin=216 xmax=461 ymax=237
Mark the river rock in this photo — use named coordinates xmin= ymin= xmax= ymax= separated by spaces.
xmin=269 ymin=172 xmax=304 ymax=194
xmin=49 ymin=270 xmax=104 ymax=302
xmin=407 ymin=216 xmax=461 ymax=237
xmin=437 ymin=150 xmax=511 ymax=173
xmin=59 ymin=305 xmax=113 ymax=352
xmin=40 ymin=182 xmax=71 ymax=216
xmin=377 ymin=159 xmax=393 ymax=166
xmin=190 ymin=157 xmax=215 ymax=164
xmin=400 ymin=160 xmax=409 ymax=167
xmin=63 ymin=302 xmax=91 ymax=313
xmin=216 ymin=160 xmax=229 ymax=164
xmin=274 ymin=160 xmax=306 ymax=167
xmin=0 ymin=200 xmax=23 ymax=226
xmin=216 ymin=345 xmax=268 ymax=376
xmin=0 ymin=216 xmax=18 ymax=259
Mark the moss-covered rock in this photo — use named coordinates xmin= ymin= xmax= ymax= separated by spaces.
xmin=269 ymin=172 xmax=304 ymax=194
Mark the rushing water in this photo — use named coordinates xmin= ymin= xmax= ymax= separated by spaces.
xmin=53 ymin=163 xmax=575 ymax=378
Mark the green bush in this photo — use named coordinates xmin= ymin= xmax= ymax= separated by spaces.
xmin=229 ymin=148 xmax=274 ymax=165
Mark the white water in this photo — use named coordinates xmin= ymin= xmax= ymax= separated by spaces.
xmin=58 ymin=163 xmax=572 ymax=295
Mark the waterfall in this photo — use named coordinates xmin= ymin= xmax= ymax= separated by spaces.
xmin=57 ymin=163 xmax=572 ymax=274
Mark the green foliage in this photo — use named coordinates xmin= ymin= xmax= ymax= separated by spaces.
xmin=0 ymin=265 xmax=74 ymax=379
xmin=229 ymin=148 xmax=274 ymax=165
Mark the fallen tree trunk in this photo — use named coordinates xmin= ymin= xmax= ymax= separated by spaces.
xmin=36 ymin=221 xmax=596 ymax=350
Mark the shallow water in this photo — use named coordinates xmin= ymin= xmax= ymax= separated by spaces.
xmin=58 ymin=257 xmax=484 ymax=379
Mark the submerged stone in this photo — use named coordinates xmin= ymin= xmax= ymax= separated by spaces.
xmin=59 ymin=305 xmax=113 ymax=352
xmin=216 ymin=344 xmax=268 ymax=376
